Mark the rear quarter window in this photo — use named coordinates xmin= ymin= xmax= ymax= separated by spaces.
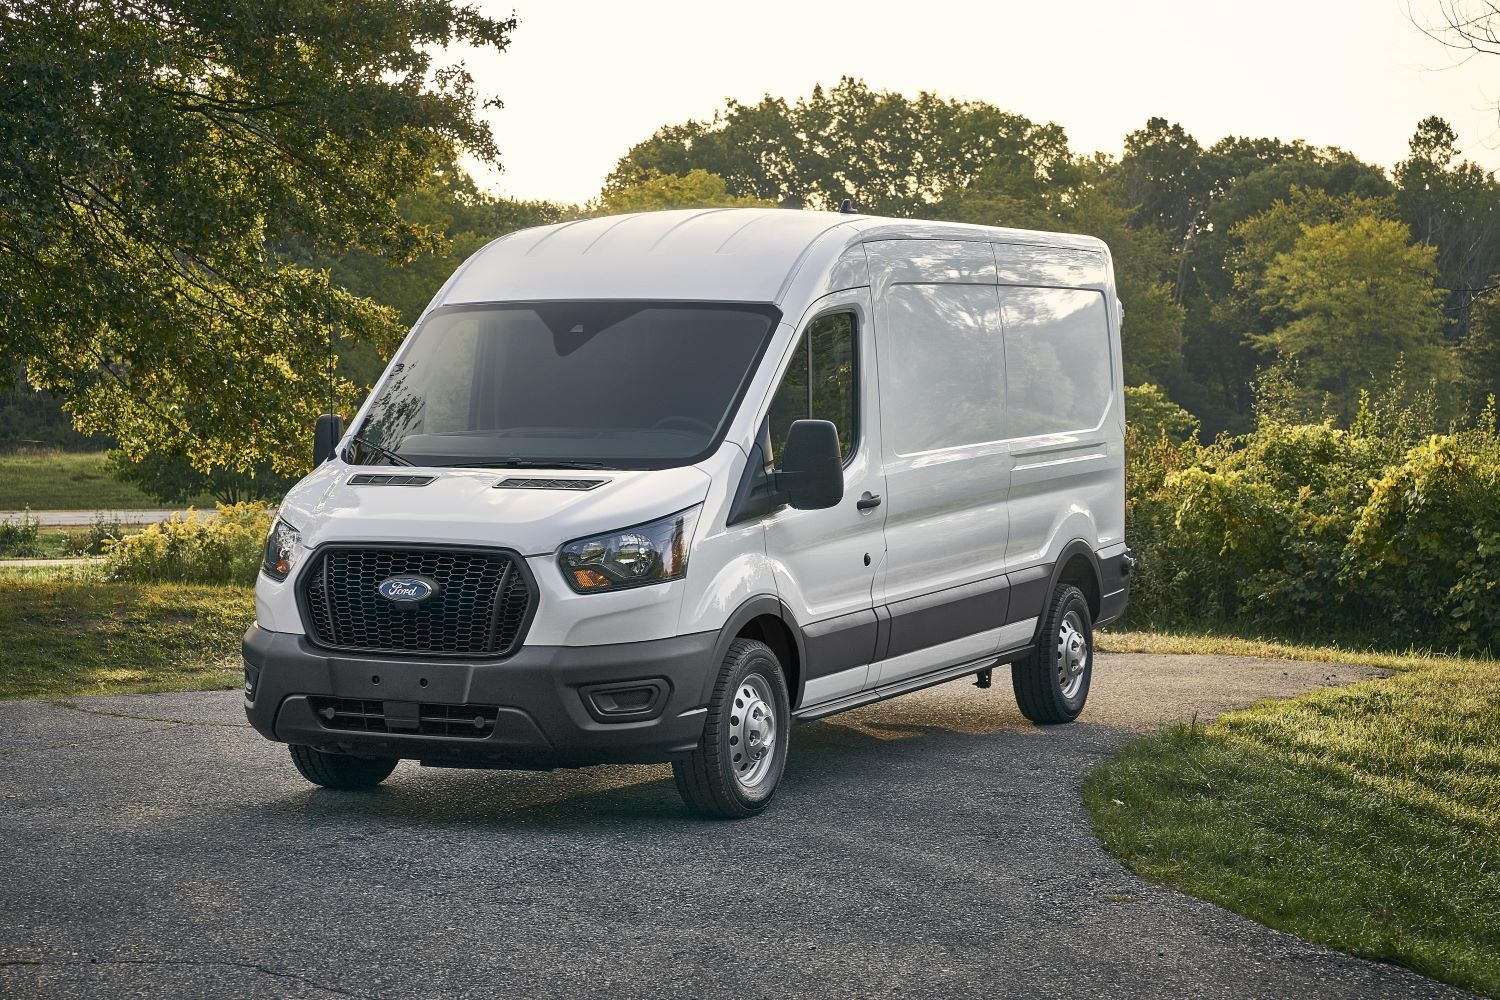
xmin=999 ymin=286 xmax=1112 ymax=437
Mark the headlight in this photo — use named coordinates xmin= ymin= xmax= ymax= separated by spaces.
xmin=559 ymin=505 xmax=701 ymax=593
xmin=261 ymin=518 xmax=302 ymax=581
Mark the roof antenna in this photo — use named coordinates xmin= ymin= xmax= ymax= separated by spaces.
xmin=839 ymin=198 xmax=856 ymax=215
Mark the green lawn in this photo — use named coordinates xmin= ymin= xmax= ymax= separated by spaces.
xmin=1098 ymin=628 xmax=1482 ymax=673
xmin=0 ymin=450 xmax=171 ymax=510
xmin=1086 ymin=657 xmax=1500 ymax=997
xmin=0 ymin=573 xmax=254 ymax=699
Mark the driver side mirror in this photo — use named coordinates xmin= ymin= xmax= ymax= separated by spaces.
xmin=778 ymin=419 xmax=844 ymax=510
xmin=313 ymin=413 xmax=344 ymax=465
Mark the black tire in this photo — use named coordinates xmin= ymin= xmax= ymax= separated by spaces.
xmin=1012 ymin=584 xmax=1093 ymax=724
xmin=673 ymin=638 xmax=791 ymax=819
xmin=288 ymin=744 xmax=398 ymax=790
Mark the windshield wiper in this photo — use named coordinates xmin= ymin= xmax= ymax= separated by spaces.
xmin=347 ymin=434 xmax=414 ymax=467
xmin=444 ymin=459 xmax=616 ymax=471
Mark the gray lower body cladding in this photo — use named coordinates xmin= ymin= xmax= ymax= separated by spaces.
xmin=242 ymin=625 xmax=716 ymax=768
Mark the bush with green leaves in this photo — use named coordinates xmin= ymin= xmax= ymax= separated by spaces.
xmin=72 ymin=514 xmax=124 ymax=557
xmin=0 ymin=511 xmax=41 ymax=558
xmin=105 ymin=504 xmax=272 ymax=586
xmin=1125 ymin=373 xmax=1500 ymax=654
xmin=1343 ymin=429 xmax=1500 ymax=653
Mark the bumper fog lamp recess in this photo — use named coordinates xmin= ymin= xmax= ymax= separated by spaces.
xmin=243 ymin=660 xmax=260 ymax=701
xmin=581 ymin=679 xmax=670 ymax=723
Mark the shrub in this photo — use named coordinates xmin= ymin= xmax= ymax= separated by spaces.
xmin=0 ymin=511 xmax=41 ymax=557
xmin=1123 ymin=376 xmax=1500 ymax=653
xmin=1344 ymin=432 xmax=1500 ymax=654
xmin=105 ymin=503 xmax=272 ymax=585
xmin=70 ymin=513 xmax=125 ymax=556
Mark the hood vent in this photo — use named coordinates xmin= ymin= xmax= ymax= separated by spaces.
xmin=494 ymin=477 xmax=607 ymax=492
xmin=348 ymin=474 xmax=437 ymax=487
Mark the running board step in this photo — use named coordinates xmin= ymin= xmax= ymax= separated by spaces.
xmin=793 ymin=644 xmax=1034 ymax=723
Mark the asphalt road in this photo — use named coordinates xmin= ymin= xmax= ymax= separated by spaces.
xmin=0 ymin=654 xmax=1463 ymax=999
xmin=2 ymin=509 xmax=198 ymax=527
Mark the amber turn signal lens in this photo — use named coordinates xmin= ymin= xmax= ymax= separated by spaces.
xmin=571 ymin=568 xmax=612 ymax=590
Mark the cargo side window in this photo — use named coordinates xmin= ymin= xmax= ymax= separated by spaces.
xmin=998 ymin=286 xmax=1112 ymax=437
xmin=767 ymin=312 xmax=857 ymax=467
xmin=880 ymin=283 xmax=1006 ymax=455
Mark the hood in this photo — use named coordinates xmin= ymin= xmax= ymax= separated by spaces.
xmin=278 ymin=462 xmax=713 ymax=557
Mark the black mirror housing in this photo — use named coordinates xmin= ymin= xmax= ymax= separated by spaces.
xmin=779 ymin=419 xmax=844 ymax=510
xmin=314 ymin=413 xmax=345 ymax=465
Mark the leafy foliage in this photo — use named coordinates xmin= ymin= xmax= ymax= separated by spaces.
xmin=1127 ymin=372 xmax=1500 ymax=653
xmin=594 ymin=169 xmax=772 ymax=214
xmin=0 ymin=0 xmax=516 ymax=475
xmin=0 ymin=512 xmax=42 ymax=558
xmin=606 ymin=77 xmax=1074 ymax=216
xmin=106 ymin=450 xmax=292 ymax=505
xmin=104 ymin=503 xmax=272 ymax=585
xmin=1253 ymin=216 xmax=1453 ymax=418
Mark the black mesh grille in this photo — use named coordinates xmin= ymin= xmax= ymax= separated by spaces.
xmin=310 ymin=698 xmax=500 ymax=738
xmin=302 ymin=546 xmax=533 ymax=657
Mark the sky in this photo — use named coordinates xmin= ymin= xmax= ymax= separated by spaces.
xmin=453 ymin=0 xmax=1500 ymax=205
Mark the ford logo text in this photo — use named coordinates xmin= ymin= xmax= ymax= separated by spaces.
xmin=377 ymin=576 xmax=439 ymax=604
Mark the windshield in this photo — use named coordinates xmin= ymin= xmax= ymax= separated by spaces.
xmin=352 ymin=301 xmax=779 ymax=470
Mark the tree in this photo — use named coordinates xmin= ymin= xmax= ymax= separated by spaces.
xmin=107 ymin=450 xmax=292 ymax=505
xmin=1119 ymin=118 xmax=1205 ymax=248
xmin=593 ymin=169 xmax=772 ymax=214
xmin=1460 ymin=289 xmax=1500 ymax=409
xmin=605 ymin=78 xmax=1075 ymax=217
xmin=0 ymin=0 xmax=516 ymax=475
xmin=1394 ymin=117 xmax=1500 ymax=339
xmin=1413 ymin=3 xmax=1500 ymax=61
xmin=1253 ymin=215 xmax=1454 ymax=417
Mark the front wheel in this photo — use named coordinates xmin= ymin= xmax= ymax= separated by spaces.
xmin=1011 ymin=584 xmax=1093 ymax=723
xmin=288 ymin=744 xmax=398 ymax=790
xmin=673 ymin=638 xmax=791 ymax=819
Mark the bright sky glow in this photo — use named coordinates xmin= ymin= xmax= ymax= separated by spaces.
xmin=453 ymin=0 xmax=1500 ymax=204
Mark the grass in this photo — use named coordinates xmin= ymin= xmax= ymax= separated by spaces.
xmin=1086 ymin=656 xmax=1500 ymax=996
xmin=0 ymin=575 xmax=254 ymax=699
xmin=0 ymin=450 xmax=175 ymax=510
xmin=1098 ymin=627 xmax=1484 ymax=673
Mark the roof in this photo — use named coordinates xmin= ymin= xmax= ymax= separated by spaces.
xmin=438 ymin=208 xmax=1108 ymax=307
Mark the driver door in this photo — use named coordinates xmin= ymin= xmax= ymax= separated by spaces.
xmin=762 ymin=289 xmax=888 ymax=708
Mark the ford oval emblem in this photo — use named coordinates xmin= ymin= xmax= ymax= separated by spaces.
xmin=377 ymin=575 xmax=439 ymax=604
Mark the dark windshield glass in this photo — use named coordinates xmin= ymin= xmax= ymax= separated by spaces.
xmin=354 ymin=302 xmax=779 ymax=469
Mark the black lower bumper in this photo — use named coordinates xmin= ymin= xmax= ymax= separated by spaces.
xmin=242 ymin=625 xmax=717 ymax=768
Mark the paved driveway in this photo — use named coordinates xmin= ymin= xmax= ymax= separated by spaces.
xmin=0 ymin=654 xmax=1461 ymax=999
xmin=1 ymin=509 xmax=190 ymax=527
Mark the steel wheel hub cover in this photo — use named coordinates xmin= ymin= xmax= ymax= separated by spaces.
xmin=1056 ymin=610 xmax=1089 ymax=699
xmin=727 ymin=673 xmax=777 ymax=789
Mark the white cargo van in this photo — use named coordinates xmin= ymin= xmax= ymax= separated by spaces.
xmin=244 ymin=208 xmax=1132 ymax=817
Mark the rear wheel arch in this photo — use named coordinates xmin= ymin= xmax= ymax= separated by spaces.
xmin=1043 ymin=540 xmax=1102 ymax=627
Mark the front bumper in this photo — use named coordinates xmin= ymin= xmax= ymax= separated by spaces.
xmin=242 ymin=625 xmax=717 ymax=768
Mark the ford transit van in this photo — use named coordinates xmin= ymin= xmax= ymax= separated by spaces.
xmin=244 ymin=208 xmax=1132 ymax=818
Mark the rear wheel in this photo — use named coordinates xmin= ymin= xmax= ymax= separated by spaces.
xmin=288 ymin=744 xmax=398 ymax=790
xmin=673 ymin=638 xmax=790 ymax=819
xmin=1011 ymin=584 xmax=1093 ymax=723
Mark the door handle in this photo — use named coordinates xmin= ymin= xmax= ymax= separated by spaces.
xmin=856 ymin=492 xmax=882 ymax=511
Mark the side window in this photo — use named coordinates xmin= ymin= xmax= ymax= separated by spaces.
xmin=999 ymin=286 xmax=1111 ymax=437
xmin=880 ymin=283 xmax=1006 ymax=455
xmin=767 ymin=312 xmax=857 ymax=467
